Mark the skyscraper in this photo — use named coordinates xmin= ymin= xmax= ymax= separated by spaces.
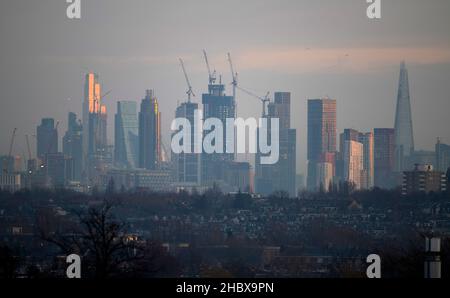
xmin=82 ymin=73 xmax=108 ymax=183
xmin=307 ymin=98 xmax=337 ymax=191
xmin=359 ymin=132 xmax=374 ymax=189
xmin=374 ymin=128 xmax=396 ymax=189
xmin=172 ymin=101 xmax=201 ymax=187
xmin=255 ymin=92 xmax=296 ymax=197
xmin=272 ymin=92 xmax=291 ymax=129
xmin=139 ymin=90 xmax=161 ymax=170
xmin=37 ymin=118 xmax=58 ymax=161
xmin=343 ymin=140 xmax=364 ymax=190
xmin=338 ymin=129 xmax=374 ymax=189
xmin=394 ymin=62 xmax=414 ymax=171
xmin=115 ymin=101 xmax=138 ymax=169
xmin=436 ymin=139 xmax=450 ymax=172
xmin=201 ymin=79 xmax=235 ymax=185
xmin=63 ymin=112 xmax=82 ymax=181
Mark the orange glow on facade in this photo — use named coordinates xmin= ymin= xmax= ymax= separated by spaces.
xmin=100 ymin=104 xmax=107 ymax=115
xmin=88 ymin=73 xmax=95 ymax=113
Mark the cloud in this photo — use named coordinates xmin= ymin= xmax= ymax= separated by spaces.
xmin=232 ymin=46 xmax=450 ymax=74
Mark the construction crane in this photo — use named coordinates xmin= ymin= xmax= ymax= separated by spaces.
xmin=237 ymin=86 xmax=271 ymax=117
xmin=98 ymin=89 xmax=112 ymax=101
xmin=179 ymin=58 xmax=195 ymax=102
xmin=3 ymin=128 xmax=17 ymax=174
xmin=227 ymin=52 xmax=238 ymax=104
xmin=203 ymin=49 xmax=216 ymax=85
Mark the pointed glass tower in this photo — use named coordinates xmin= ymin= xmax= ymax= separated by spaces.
xmin=394 ymin=61 xmax=414 ymax=171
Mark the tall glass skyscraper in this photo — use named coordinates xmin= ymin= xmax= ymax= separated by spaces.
xmin=115 ymin=101 xmax=138 ymax=169
xmin=139 ymin=90 xmax=161 ymax=170
xmin=172 ymin=101 xmax=201 ymax=186
xmin=37 ymin=118 xmax=58 ymax=161
xmin=82 ymin=73 xmax=108 ymax=184
xmin=394 ymin=61 xmax=414 ymax=171
xmin=63 ymin=112 xmax=82 ymax=181
xmin=374 ymin=128 xmax=396 ymax=189
xmin=307 ymin=98 xmax=337 ymax=191
xmin=255 ymin=92 xmax=296 ymax=197
xmin=201 ymin=80 xmax=235 ymax=185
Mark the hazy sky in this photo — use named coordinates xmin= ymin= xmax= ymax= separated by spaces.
xmin=1 ymin=0 xmax=450 ymax=174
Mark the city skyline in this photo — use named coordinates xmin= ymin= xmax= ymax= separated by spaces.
xmin=2 ymin=1 xmax=450 ymax=286
xmin=1 ymin=0 xmax=450 ymax=176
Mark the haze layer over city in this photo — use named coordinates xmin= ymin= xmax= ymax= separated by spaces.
xmin=1 ymin=0 xmax=450 ymax=175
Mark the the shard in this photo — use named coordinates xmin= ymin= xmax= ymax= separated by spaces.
xmin=394 ymin=61 xmax=414 ymax=171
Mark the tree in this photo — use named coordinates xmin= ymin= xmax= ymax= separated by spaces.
xmin=41 ymin=200 xmax=141 ymax=278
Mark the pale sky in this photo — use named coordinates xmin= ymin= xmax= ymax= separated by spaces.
xmin=1 ymin=0 xmax=450 ymax=174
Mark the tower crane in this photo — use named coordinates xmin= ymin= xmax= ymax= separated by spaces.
xmin=98 ymin=89 xmax=112 ymax=102
xmin=227 ymin=53 xmax=238 ymax=104
xmin=203 ymin=50 xmax=216 ymax=85
xmin=179 ymin=58 xmax=195 ymax=102
xmin=3 ymin=128 xmax=17 ymax=174
xmin=236 ymin=86 xmax=271 ymax=117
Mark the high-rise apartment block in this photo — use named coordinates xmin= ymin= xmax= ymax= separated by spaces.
xmin=374 ymin=128 xmax=396 ymax=189
xmin=172 ymin=101 xmax=201 ymax=187
xmin=307 ymin=98 xmax=336 ymax=191
xmin=255 ymin=92 xmax=296 ymax=197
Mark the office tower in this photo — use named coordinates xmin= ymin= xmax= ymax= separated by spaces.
xmin=336 ymin=129 xmax=359 ymax=182
xmin=343 ymin=140 xmax=364 ymax=189
xmin=37 ymin=118 xmax=58 ymax=160
xmin=63 ymin=112 xmax=83 ymax=181
xmin=435 ymin=139 xmax=450 ymax=172
xmin=46 ymin=153 xmax=73 ymax=188
xmin=82 ymin=73 xmax=108 ymax=183
xmin=139 ymin=90 xmax=161 ymax=170
xmin=201 ymin=78 xmax=235 ymax=185
xmin=255 ymin=92 xmax=296 ymax=197
xmin=374 ymin=128 xmax=395 ymax=189
xmin=339 ymin=129 xmax=374 ymax=189
xmin=172 ymin=101 xmax=201 ymax=187
xmin=358 ymin=132 xmax=374 ymax=189
xmin=394 ymin=62 xmax=414 ymax=171
xmin=115 ymin=101 xmax=138 ymax=169
xmin=307 ymin=98 xmax=337 ymax=191
xmin=402 ymin=164 xmax=446 ymax=195
xmin=273 ymin=92 xmax=291 ymax=129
